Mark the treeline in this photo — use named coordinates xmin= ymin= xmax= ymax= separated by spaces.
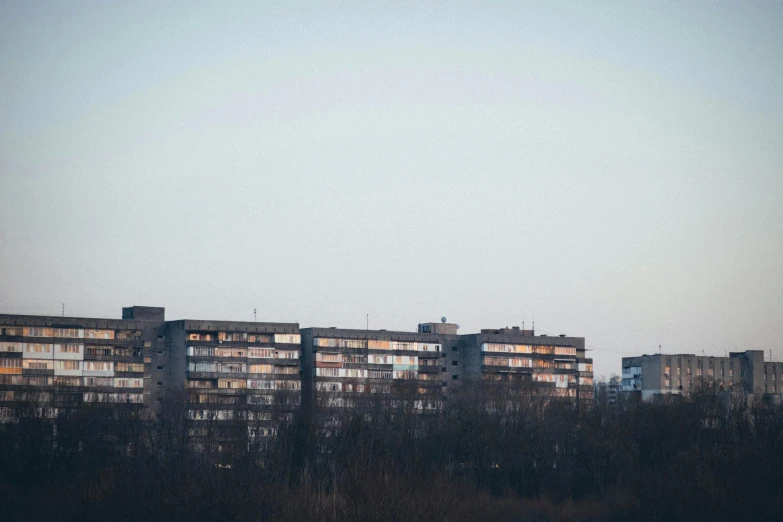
xmin=1 ymin=386 xmax=782 ymax=521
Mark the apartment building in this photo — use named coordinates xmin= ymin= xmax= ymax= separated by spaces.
xmin=621 ymin=351 xmax=783 ymax=401
xmin=301 ymin=325 xmax=449 ymax=412
xmin=301 ymin=321 xmax=593 ymax=409
xmin=0 ymin=306 xmax=167 ymax=418
xmin=166 ymin=319 xmax=300 ymax=439
xmin=2 ymin=306 xmax=594 ymax=426
xmin=459 ymin=328 xmax=593 ymax=405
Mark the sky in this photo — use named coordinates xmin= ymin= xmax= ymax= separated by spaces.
xmin=1 ymin=2 xmax=781 ymax=377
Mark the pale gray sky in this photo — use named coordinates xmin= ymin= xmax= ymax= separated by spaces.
xmin=1 ymin=2 xmax=782 ymax=377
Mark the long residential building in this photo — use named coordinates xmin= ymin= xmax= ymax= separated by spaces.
xmin=1 ymin=306 xmax=594 ymax=423
xmin=301 ymin=325 xmax=450 ymax=412
xmin=621 ymin=351 xmax=783 ymax=401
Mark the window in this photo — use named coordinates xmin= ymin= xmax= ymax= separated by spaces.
xmin=188 ymin=362 xmax=217 ymax=372
xmin=218 ymin=379 xmax=246 ymax=389
xmin=0 ymin=358 xmax=23 ymax=374
xmin=157 ymin=350 xmax=165 ymax=355
xmin=482 ymin=343 xmax=532 ymax=353
xmin=368 ymin=369 xmax=392 ymax=379
xmin=392 ymin=341 xmax=416 ymax=351
xmin=116 ymin=362 xmax=144 ymax=373
xmin=156 ymin=365 xmax=164 ymax=370
xmin=156 ymin=381 xmax=163 ymax=386
xmin=452 ymin=375 xmax=458 ymax=380
xmin=369 ymin=354 xmax=390 ymax=364
xmin=218 ymin=332 xmax=245 ymax=342
xmin=451 ymin=361 xmax=458 ymax=366
xmin=367 ymin=339 xmax=390 ymax=350
xmin=452 ymin=346 xmax=459 ymax=352
xmin=53 ymin=328 xmax=79 ymax=338
xmin=218 ymin=362 xmax=246 ymax=373
xmin=24 ymin=327 xmax=52 ymax=337
xmin=84 ymin=376 xmax=113 ymax=387
xmin=86 ymin=346 xmax=112 ymax=356
xmin=55 ymin=360 xmax=81 ymax=371
xmin=0 ymin=342 xmax=23 ymax=352
xmin=26 ymin=343 xmax=52 ymax=353
xmin=274 ymin=333 xmax=301 ymax=344
xmin=23 ymin=359 xmax=53 ymax=370
xmin=83 ymin=361 xmax=112 ymax=372
xmin=187 ymin=380 xmax=214 ymax=389
xmin=188 ymin=346 xmax=215 ymax=357
xmin=248 ymin=348 xmax=274 ymax=358
xmin=115 ymin=330 xmax=141 ymax=340
xmin=55 ymin=376 xmax=82 ymax=386
xmin=85 ymin=329 xmax=114 ymax=340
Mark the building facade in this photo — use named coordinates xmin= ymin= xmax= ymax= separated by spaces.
xmin=621 ymin=351 xmax=783 ymax=401
xmin=1 ymin=307 xmax=594 ymax=425
xmin=0 ymin=306 xmax=167 ymax=418
xmin=459 ymin=328 xmax=593 ymax=405
xmin=170 ymin=319 xmax=301 ymax=438
xmin=300 ymin=322 xmax=593 ymax=410
xmin=301 ymin=325 xmax=449 ymax=412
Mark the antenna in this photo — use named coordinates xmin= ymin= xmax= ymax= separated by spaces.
xmin=62 ymin=303 xmax=64 ymax=317
xmin=366 ymin=314 xmax=369 ymax=331
xmin=253 ymin=308 xmax=257 ymax=322
xmin=659 ymin=344 xmax=661 ymax=355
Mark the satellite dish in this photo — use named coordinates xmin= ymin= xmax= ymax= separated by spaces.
xmin=441 ymin=317 xmax=447 ymax=323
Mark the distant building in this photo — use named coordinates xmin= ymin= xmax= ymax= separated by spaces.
xmin=0 ymin=306 xmax=167 ymax=417
xmin=461 ymin=329 xmax=592 ymax=404
xmin=168 ymin=319 xmax=301 ymax=442
xmin=301 ymin=326 xmax=448 ymax=413
xmin=621 ymin=351 xmax=783 ymax=401
xmin=1 ymin=307 xmax=594 ymax=427
xmin=300 ymin=323 xmax=593 ymax=409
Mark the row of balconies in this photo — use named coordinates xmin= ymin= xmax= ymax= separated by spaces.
xmin=187 ymin=355 xmax=300 ymax=365
xmin=313 ymin=347 xmax=433 ymax=357
xmin=187 ymin=371 xmax=300 ymax=380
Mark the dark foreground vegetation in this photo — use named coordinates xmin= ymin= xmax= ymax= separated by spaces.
xmin=1 ymin=387 xmax=782 ymax=521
